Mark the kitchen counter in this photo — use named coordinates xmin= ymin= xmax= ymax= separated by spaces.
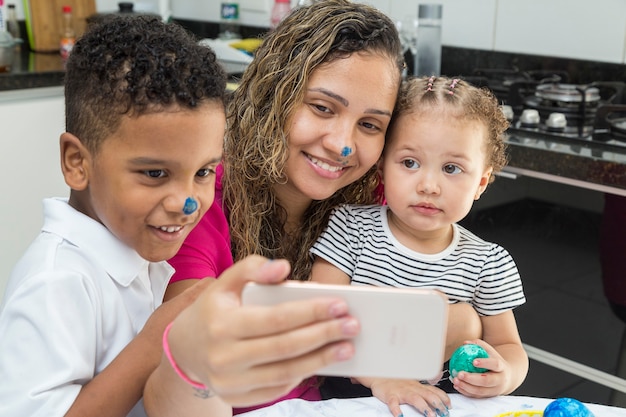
xmin=0 ymin=45 xmax=66 ymax=91
xmin=3 ymin=42 xmax=625 ymax=196
xmin=503 ymin=129 xmax=626 ymax=196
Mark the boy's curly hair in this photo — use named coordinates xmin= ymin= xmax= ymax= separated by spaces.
xmin=224 ymin=0 xmax=405 ymax=281
xmin=64 ymin=15 xmax=227 ymax=154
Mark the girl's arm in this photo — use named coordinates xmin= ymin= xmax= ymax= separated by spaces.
xmin=310 ymin=257 xmax=351 ymax=285
xmin=445 ymin=303 xmax=482 ymax=359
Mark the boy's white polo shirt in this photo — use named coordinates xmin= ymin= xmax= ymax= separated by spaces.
xmin=0 ymin=197 xmax=173 ymax=417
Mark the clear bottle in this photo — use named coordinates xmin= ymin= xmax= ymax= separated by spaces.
xmin=414 ymin=4 xmax=443 ymax=77
xmin=218 ymin=2 xmax=241 ymax=40
xmin=60 ymin=5 xmax=75 ymax=60
xmin=0 ymin=0 xmax=5 ymax=32
xmin=296 ymin=0 xmax=315 ymax=7
xmin=6 ymin=4 xmax=20 ymax=42
xmin=270 ymin=0 xmax=291 ymax=29
xmin=0 ymin=0 xmax=12 ymax=73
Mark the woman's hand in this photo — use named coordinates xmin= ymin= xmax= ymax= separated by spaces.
xmin=145 ymin=255 xmax=361 ymax=416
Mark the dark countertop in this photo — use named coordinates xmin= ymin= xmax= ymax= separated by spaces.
xmin=2 ymin=35 xmax=625 ymax=195
xmin=0 ymin=45 xmax=66 ymax=91
xmin=503 ymin=130 xmax=626 ymax=196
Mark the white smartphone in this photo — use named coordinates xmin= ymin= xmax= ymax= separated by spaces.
xmin=242 ymin=281 xmax=449 ymax=380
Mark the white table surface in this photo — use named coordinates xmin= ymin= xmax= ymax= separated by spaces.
xmin=239 ymin=394 xmax=626 ymax=417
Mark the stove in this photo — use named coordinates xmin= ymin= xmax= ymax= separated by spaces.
xmin=465 ymin=69 xmax=626 ymax=151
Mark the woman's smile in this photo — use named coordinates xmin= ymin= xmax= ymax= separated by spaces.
xmin=306 ymin=153 xmax=347 ymax=176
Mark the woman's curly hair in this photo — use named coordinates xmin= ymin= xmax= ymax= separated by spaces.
xmin=387 ymin=76 xmax=509 ymax=180
xmin=64 ymin=15 xmax=227 ymax=154
xmin=224 ymin=0 xmax=405 ymax=281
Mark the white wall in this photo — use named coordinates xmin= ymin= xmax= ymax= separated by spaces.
xmin=171 ymin=0 xmax=626 ymax=64
xmin=0 ymin=88 xmax=68 ymax=302
xmin=8 ymin=0 xmax=626 ymax=63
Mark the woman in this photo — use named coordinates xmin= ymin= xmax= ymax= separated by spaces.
xmin=148 ymin=1 xmax=481 ymax=416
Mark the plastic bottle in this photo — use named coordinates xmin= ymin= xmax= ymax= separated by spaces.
xmin=0 ymin=0 xmax=11 ymax=73
xmin=158 ymin=0 xmax=172 ymax=22
xmin=414 ymin=4 xmax=442 ymax=77
xmin=60 ymin=5 xmax=75 ymax=60
xmin=0 ymin=0 xmax=5 ymax=32
xmin=296 ymin=0 xmax=316 ymax=7
xmin=218 ymin=2 xmax=240 ymax=40
xmin=270 ymin=0 xmax=291 ymax=29
xmin=6 ymin=4 xmax=19 ymax=41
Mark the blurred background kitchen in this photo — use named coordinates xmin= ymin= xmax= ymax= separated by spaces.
xmin=1 ymin=0 xmax=626 ymax=409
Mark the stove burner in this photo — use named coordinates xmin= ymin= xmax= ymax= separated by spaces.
xmin=538 ymin=124 xmax=594 ymax=138
xmin=517 ymin=83 xmax=610 ymax=138
xmin=523 ymin=83 xmax=600 ymax=117
xmin=611 ymin=117 xmax=626 ymax=136
xmin=475 ymin=69 xmax=626 ymax=147
xmin=595 ymin=105 xmax=626 ymax=143
xmin=535 ymin=83 xmax=600 ymax=103
xmin=465 ymin=68 xmax=569 ymax=103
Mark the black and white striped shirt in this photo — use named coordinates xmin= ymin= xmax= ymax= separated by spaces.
xmin=310 ymin=204 xmax=525 ymax=316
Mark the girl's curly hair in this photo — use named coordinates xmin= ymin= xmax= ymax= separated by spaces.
xmin=224 ymin=0 xmax=404 ymax=281
xmin=387 ymin=76 xmax=509 ymax=179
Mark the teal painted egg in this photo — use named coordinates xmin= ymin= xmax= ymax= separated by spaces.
xmin=544 ymin=398 xmax=594 ymax=417
xmin=449 ymin=343 xmax=488 ymax=378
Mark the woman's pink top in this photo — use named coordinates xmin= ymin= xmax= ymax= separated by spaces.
xmin=168 ymin=165 xmax=322 ymax=414
xmin=168 ymin=165 xmax=232 ymax=283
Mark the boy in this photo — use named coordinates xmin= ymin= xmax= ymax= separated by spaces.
xmin=0 ymin=16 xmax=229 ymax=416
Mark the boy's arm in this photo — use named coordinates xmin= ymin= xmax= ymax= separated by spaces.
xmin=64 ymin=278 xmax=214 ymax=417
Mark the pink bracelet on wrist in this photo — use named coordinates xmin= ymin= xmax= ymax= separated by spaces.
xmin=163 ymin=322 xmax=208 ymax=390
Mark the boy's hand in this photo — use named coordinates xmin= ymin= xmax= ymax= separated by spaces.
xmin=449 ymin=339 xmax=511 ymax=398
xmin=359 ymin=377 xmax=450 ymax=417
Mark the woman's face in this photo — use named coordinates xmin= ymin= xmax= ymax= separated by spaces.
xmin=277 ymin=52 xmax=399 ymax=207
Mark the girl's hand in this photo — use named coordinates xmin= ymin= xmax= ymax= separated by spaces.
xmin=360 ymin=377 xmax=451 ymax=417
xmin=449 ymin=339 xmax=512 ymax=398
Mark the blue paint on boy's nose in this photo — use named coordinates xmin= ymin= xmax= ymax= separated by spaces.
xmin=341 ymin=146 xmax=353 ymax=157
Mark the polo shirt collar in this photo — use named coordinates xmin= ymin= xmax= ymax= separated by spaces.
xmin=41 ymin=197 xmax=170 ymax=288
